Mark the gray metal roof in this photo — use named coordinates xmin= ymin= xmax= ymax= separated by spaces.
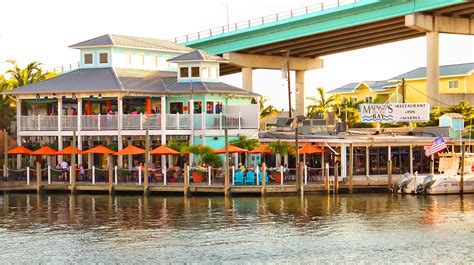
xmin=69 ymin=34 xmax=194 ymax=53
xmin=329 ymin=81 xmax=395 ymax=94
xmin=168 ymin=50 xmax=229 ymax=63
xmin=8 ymin=67 xmax=258 ymax=97
xmin=7 ymin=68 xmax=123 ymax=94
xmin=390 ymin=62 xmax=474 ymax=80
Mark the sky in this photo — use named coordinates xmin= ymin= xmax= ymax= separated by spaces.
xmin=0 ymin=0 xmax=473 ymax=110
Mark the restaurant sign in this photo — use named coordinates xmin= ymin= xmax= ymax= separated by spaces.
xmin=359 ymin=103 xmax=430 ymax=123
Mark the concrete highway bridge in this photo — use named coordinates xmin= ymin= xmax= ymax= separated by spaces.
xmin=176 ymin=0 xmax=474 ymax=113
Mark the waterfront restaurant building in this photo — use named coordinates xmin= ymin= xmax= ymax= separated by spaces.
xmin=8 ymin=34 xmax=259 ymax=168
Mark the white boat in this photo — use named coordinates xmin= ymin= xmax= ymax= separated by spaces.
xmin=398 ymin=153 xmax=474 ymax=195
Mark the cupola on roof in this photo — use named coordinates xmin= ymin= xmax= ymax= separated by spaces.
xmin=168 ymin=50 xmax=229 ymax=63
xmin=69 ymin=34 xmax=194 ymax=53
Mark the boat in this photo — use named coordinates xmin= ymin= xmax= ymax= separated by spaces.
xmin=398 ymin=153 xmax=474 ymax=195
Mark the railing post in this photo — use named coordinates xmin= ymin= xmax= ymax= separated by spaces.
xmin=256 ymin=166 xmax=260 ymax=185
xmin=114 ymin=166 xmax=118 ymax=185
xmin=92 ymin=166 xmax=96 ymax=185
xmin=48 ymin=165 xmax=51 ymax=184
xmin=163 ymin=166 xmax=167 ymax=186
xmin=304 ymin=165 xmax=308 ymax=185
xmin=27 ymin=166 xmax=30 ymax=185
xmin=208 ymin=166 xmax=211 ymax=186
xmin=69 ymin=167 xmax=72 ymax=185
xmin=232 ymin=166 xmax=235 ymax=185
xmin=324 ymin=162 xmax=330 ymax=194
xmin=238 ymin=112 xmax=241 ymax=129
xmin=177 ymin=113 xmax=180 ymax=129
xmin=280 ymin=165 xmax=284 ymax=185
xmin=38 ymin=114 xmax=41 ymax=131
xmin=202 ymin=112 xmax=205 ymax=130
xmin=139 ymin=165 xmax=142 ymax=185
xmin=140 ymin=113 xmax=143 ymax=130
xmin=98 ymin=114 xmax=101 ymax=130
xmin=219 ymin=113 xmax=223 ymax=130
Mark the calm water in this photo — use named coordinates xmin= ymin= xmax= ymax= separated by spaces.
xmin=0 ymin=193 xmax=473 ymax=263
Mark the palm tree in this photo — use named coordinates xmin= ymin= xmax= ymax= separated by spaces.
xmin=252 ymin=97 xmax=281 ymax=121
xmin=306 ymin=87 xmax=336 ymax=118
xmin=0 ymin=74 xmax=15 ymax=131
xmin=268 ymin=140 xmax=292 ymax=166
xmin=5 ymin=60 xmax=49 ymax=88
xmin=337 ymin=97 xmax=363 ymax=127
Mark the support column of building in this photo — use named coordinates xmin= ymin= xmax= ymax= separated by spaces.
xmin=426 ymin=31 xmax=439 ymax=106
xmin=87 ymin=138 xmax=93 ymax=169
xmin=16 ymin=98 xmax=22 ymax=169
xmin=295 ymin=70 xmax=305 ymax=117
xmin=161 ymin=96 xmax=167 ymax=168
xmin=409 ymin=145 xmax=414 ymax=175
xmin=117 ymin=97 xmax=123 ymax=167
xmin=189 ymin=97 xmax=194 ymax=164
xmin=242 ymin=67 xmax=253 ymax=92
xmin=340 ymin=144 xmax=347 ymax=178
xmin=57 ymin=97 xmax=63 ymax=163
xmin=77 ymin=98 xmax=83 ymax=164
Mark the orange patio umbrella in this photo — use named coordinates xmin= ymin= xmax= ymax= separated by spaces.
xmin=8 ymin=146 xmax=32 ymax=155
xmin=84 ymin=145 xmax=115 ymax=154
xmin=56 ymin=146 xmax=84 ymax=155
xmin=248 ymin=144 xmax=271 ymax=155
xmin=299 ymin=144 xmax=326 ymax=154
xmin=150 ymin=145 xmax=180 ymax=156
xmin=114 ymin=145 xmax=146 ymax=156
xmin=31 ymin=146 xmax=58 ymax=156
xmin=214 ymin=144 xmax=248 ymax=154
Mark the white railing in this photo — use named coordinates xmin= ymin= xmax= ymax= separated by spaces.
xmin=19 ymin=111 xmax=258 ymax=131
xmin=61 ymin=116 xmax=78 ymax=131
xmin=171 ymin=0 xmax=358 ymax=43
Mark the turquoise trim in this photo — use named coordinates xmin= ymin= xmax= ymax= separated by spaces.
xmin=185 ymin=0 xmax=466 ymax=54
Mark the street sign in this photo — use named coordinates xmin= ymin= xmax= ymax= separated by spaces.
xmin=359 ymin=103 xmax=430 ymax=123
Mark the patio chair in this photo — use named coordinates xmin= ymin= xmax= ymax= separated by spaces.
xmin=257 ymin=171 xmax=269 ymax=185
xmin=234 ymin=171 xmax=244 ymax=185
xmin=245 ymin=171 xmax=255 ymax=185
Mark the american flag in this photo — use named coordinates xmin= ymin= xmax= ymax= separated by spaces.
xmin=424 ymin=136 xmax=447 ymax=156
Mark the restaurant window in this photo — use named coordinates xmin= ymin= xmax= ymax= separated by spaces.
xmin=365 ymin=96 xmax=372 ymax=103
xmin=353 ymin=147 xmax=366 ymax=175
xmin=193 ymin=101 xmax=203 ymax=114
xmin=206 ymin=101 xmax=214 ymax=114
xmin=180 ymin=67 xmax=189 ymax=78
xmin=83 ymin=53 xmax=93 ymax=65
xmin=170 ymin=102 xmax=183 ymax=114
xmin=191 ymin=67 xmax=200 ymax=77
xmin=99 ymin=52 xmax=109 ymax=64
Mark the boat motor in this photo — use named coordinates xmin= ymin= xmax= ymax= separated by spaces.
xmin=398 ymin=173 xmax=412 ymax=193
xmin=416 ymin=175 xmax=434 ymax=194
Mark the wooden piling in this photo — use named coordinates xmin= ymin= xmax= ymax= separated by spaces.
xmin=224 ymin=129 xmax=230 ymax=197
xmin=108 ymin=155 xmax=113 ymax=195
xmin=298 ymin=161 xmax=304 ymax=196
xmin=36 ymin=161 xmax=41 ymax=194
xmin=460 ymin=142 xmax=465 ymax=194
xmin=324 ymin=162 xmax=330 ymax=194
xmin=387 ymin=146 xmax=392 ymax=190
xmin=144 ymin=129 xmax=150 ymax=196
xmin=349 ymin=143 xmax=353 ymax=194
xmin=3 ymin=129 xmax=7 ymax=178
xmin=70 ymin=131 xmax=77 ymax=194
xmin=261 ymin=162 xmax=267 ymax=196
xmin=334 ymin=161 xmax=339 ymax=194
xmin=184 ymin=164 xmax=189 ymax=197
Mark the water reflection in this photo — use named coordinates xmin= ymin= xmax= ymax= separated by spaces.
xmin=0 ymin=193 xmax=473 ymax=263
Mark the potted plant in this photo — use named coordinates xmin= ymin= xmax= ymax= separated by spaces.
xmin=185 ymin=145 xmax=222 ymax=183
xmin=189 ymin=166 xmax=207 ymax=183
xmin=268 ymin=140 xmax=292 ymax=182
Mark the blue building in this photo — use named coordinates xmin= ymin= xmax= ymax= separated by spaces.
xmin=8 ymin=34 xmax=259 ymax=167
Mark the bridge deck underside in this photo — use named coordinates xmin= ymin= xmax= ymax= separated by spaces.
xmin=219 ymin=3 xmax=474 ymax=76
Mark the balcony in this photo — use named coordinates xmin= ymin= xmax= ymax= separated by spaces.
xmin=19 ymin=112 xmax=258 ymax=132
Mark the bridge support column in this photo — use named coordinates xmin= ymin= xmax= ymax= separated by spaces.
xmin=426 ymin=31 xmax=439 ymax=106
xmin=242 ymin=67 xmax=253 ymax=92
xmin=295 ymin=70 xmax=305 ymax=117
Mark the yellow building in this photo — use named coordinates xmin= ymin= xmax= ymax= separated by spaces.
xmin=329 ymin=62 xmax=474 ymax=106
xmin=327 ymin=81 xmax=396 ymax=103
xmin=389 ymin=62 xmax=474 ymax=106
